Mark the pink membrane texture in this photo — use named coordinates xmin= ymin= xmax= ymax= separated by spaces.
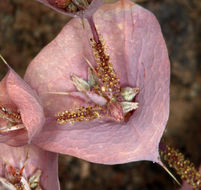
xmin=35 ymin=0 xmax=104 ymax=18
xmin=0 ymin=143 xmax=60 ymax=190
xmin=0 ymin=68 xmax=45 ymax=145
xmin=25 ymin=0 xmax=170 ymax=164
xmin=180 ymin=183 xmax=193 ymax=190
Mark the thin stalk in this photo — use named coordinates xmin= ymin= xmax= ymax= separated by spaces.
xmin=87 ymin=16 xmax=99 ymax=43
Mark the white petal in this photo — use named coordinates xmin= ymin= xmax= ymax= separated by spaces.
xmin=121 ymin=87 xmax=139 ymax=101
xmin=0 ymin=124 xmax=25 ymax=133
xmin=121 ymin=102 xmax=139 ymax=114
xmin=20 ymin=176 xmax=31 ymax=190
xmin=85 ymin=91 xmax=107 ymax=106
xmin=70 ymin=74 xmax=90 ymax=92
xmin=29 ymin=169 xmax=42 ymax=189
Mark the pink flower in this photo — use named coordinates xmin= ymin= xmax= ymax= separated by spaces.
xmin=35 ymin=0 xmax=104 ymax=18
xmin=0 ymin=58 xmax=45 ymax=146
xmin=0 ymin=143 xmax=59 ymax=190
xmin=25 ymin=0 xmax=170 ymax=164
xmin=0 ymin=59 xmax=59 ymax=189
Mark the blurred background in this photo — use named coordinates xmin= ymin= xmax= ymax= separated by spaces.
xmin=0 ymin=0 xmax=200 ymax=189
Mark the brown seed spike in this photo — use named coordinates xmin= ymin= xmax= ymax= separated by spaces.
xmin=90 ymin=38 xmax=121 ymax=99
xmin=56 ymin=105 xmax=105 ymax=124
xmin=159 ymin=143 xmax=201 ymax=189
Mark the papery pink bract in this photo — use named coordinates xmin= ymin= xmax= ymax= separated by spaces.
xmin=0 ymin=143 xmax=60 ymax=190
xmin=180 ymin=183 xmax=193 ymax=190
xmin=0 ymin=67 xmax=45 ymax=145
xmin=25 ymin=0 xmax=170 ymax=164
xmin=35 ymin=0 xmax=104 ymax=18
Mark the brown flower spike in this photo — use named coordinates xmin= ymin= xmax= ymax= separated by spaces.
xmin=56 ymin=37 xmax=139 ymax=124
xmin=160 ymin=143 xmax=201 ymax=190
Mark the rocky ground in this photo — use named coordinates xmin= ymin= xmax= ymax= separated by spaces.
xmin=0 ymin=0 xmax=200 ymax=189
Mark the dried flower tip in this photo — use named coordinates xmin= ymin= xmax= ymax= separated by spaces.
xmin=29 ymin=169 xmax=42 ymax=189
xmin=70 ymin=74 xmax=90 ymax=92
xmin=21 ymin=169 xmax=42 ymax=190
xmin=0 ymin=177 xmax=16 ymax=189
xmin=20 ymin=176 xmax=32 ymax=190
xmin=66 ymin=2 xmax=78 ymax=12
xmin=120 ymin=102 xmax=139 ymax=115
xmin=88 ymin=67 xmax=99 ymax=88
xmin=71 ymin=0 xmax=90 ymax=9
xmin=160 ymin=144 xmax=201 ymax=189
xmin=0 ymin=105 xmax=24 ymax=133
xmin=84 ymin=56 xmax=97 ymax=75
xmin=84 ymin=56 xmax=105 ymax=97
xmin=84 ymin=56 xmax=99 ymax=88
xmin=0 ymin=105 xmax=21 ymax=123
xmin=107 ymin=102 xmax=124 ymax=122
xmin=121 ymin=87 xmax=139 ymax=101
xmin=48 ymin=0 xmax=91 ymax=12
xmin=90 ymin=38 xmax=121 ymax=98
xmin=0 ymin=124 xmax=25 ymax=133
xmin=56 ymin=105 xmax=104 ymax=124
xmin=48 ymin=0 xmax=71 ymax=8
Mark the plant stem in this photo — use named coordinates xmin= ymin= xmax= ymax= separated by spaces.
xmin=87 ymin=16 xmax=99 ymax=43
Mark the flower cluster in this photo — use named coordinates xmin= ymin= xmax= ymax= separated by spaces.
xmin=56 ymin=37 xmax=139 ymax=124
xmin=35 ymin=0 xmax=104 ymax=18
xmin=0 ymin=0 xmax=175 ymax=189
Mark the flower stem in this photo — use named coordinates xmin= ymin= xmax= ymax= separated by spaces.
xmin=87 ymin=16 xmax=99 ymax=43
xmin=159 ymin=141 xmax=201 ymax=189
